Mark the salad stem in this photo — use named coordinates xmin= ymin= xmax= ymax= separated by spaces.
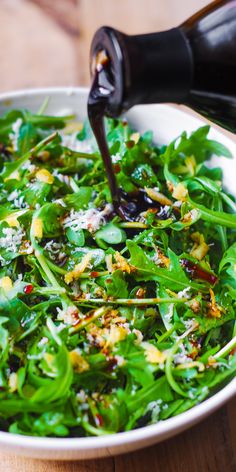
xmin=213 ymin=335 xmax=236 ymax=360
xmin=74 ymin=297 xmax=189 ymax=306
xmin=119 ymin=222 xmax=148 ymax=229
xmin=69 ymin=306 xmax=109 ymax=333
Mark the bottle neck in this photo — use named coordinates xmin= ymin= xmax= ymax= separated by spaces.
xmin=89 ymin=26 xmax=193 ymax=117
xmin=119 ymin=28 xmax=193 ymax=112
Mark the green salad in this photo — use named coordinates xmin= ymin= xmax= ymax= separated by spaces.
xmin=0 ymin=106 xmax=235 ymax=437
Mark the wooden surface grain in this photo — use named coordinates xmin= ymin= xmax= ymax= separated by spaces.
xmin=0 ymin=1 xmax=235 ymax=471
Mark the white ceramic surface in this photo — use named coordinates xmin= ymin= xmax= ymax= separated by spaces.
xmin=0 ymin=87 xmax=235 ymax=461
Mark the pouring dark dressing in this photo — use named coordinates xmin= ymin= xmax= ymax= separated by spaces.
xmin=88 ymin=51 xmax=120 ymax=211
xmin=88 ymin=51 xmax=158 ymax=221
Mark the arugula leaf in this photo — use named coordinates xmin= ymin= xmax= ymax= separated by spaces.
xmin=219 ymin=243 xmax=236 ymax=289
xmin=64 ymin=187 xmax=93 ymax=210
xmin=127 ymin=240 xmax=198 ymax=291
xmin=105 ymin=270 xmax=128 ymax=298
xmin=189 ymin=198 xmax=236 ymax=228
xmin=131 ymin=164 xmax=157 ymax=187
xmin=0 ymin=110 xmax=24 ymax=140
xmin=115 ymin=335 xmax=155 ymax=388
xmin=160 ymin=126 xmax=232 ymax=166
xmin=17 ymin=122 xmax=39 ymax=154
xmin=126 ymin=376 xmax=174 ymax=413
xmin=30 ymin=344 xmax=73 ymax=403
xmin=219 ymin=243 xmax=236 ymax=273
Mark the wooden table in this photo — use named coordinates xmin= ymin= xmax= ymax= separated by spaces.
xmin=0 ymin=1 xmax=235 ymax=470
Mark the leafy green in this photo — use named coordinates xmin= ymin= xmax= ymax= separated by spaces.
xmin=160 ymin=126 xmax=232 ymax=166
xmin=66 ymin=228 xmax=85 ymax=247
xmin=0 ymin=108 xmax=234 ymax=438
xmin=17 ymin=122 xmax=39 ymax=154
xmin=64 ymin=187 xmax=93 ymax=210
xmin=105 ymin=270 xmax=128 ymax=298
xmin=36 ymin=203 xmax=65 ymax=237
xmin=127 ymin=241 xmax=200 ymax=291
xmin=189 ymin=199 xmax=236 ymax=229
xmin=96 ymin=223 xmax=126 ymax=244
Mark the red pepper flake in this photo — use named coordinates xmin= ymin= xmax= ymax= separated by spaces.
xmin=113 ymin=163 xmax=121 ymax=174
xmin=125 ymin=140 xmax=135 ymax=149
xmin=106 ymin=278 xmax=112 ymax=284
xmin=90 ymin=271 xmax=99 ymax=278
xmin=181 ymin=259 xmax=218 ymax=285
xmin=95 ymin=413 xmax=104 ymax=427
xmin=23 ymin=284 xmax=34 ymax=295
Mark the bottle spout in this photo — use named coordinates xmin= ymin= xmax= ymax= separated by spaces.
xmin=89 ymin=26 xmax=127 ymax=117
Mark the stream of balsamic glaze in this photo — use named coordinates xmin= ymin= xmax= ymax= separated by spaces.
xmin=88 ymin=54 xmax=120 ymax=212
xmin=88 ymin=52 xmax=158 ymax=221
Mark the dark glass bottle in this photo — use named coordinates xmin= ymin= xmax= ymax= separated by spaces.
xmin=89 ymin=0 xmax=236 ymax=132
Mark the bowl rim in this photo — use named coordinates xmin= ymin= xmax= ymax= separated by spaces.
xmin=0 ymin=379 xmax=234 ymax=451
xmin=0 ymin=86 xmax=235 ymax=453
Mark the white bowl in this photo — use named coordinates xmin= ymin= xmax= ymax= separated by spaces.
xmin=0 ymin=87 xmax=235 ymax=461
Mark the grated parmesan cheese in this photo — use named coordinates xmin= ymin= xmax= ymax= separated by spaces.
xmin=38 ymin=337 xmax=48 ymax=347
xmin=111 ymin=153 xmax=121 ymax=163
xmin=174 ymin=343 xmax=191 ymax=364
xmin=44 ymin=240 xmax=65 ymax=261
xmin=177 ymin=287 xmax=191 ymax=299
xmin=147 ymin=400 xmax=162 ymax=422
xmin=56 ymin=306 xmax=79 ymax=325
xmin=133 ymin=328 xmax=143 ymax=344
xmin=8 ymin=190 xmax=29 ymax=210
xmin=62 ymin=204 xmax=113 ymax=233
xmin=0 ymin=226 xmax=25 ymax=253
xmin=165 ymin=303 xmax=174 ymax=324
xmin=114 ymin=355 xmax=126 ymax=367
xmin=104 ymin=325 xmax=127 ymax=347
xmin=76 ymin=389 xmax=87 ymax=403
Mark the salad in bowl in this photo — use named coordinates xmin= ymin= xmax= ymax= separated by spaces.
xmin=0 ymin=88 xmax=235 ymax=458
